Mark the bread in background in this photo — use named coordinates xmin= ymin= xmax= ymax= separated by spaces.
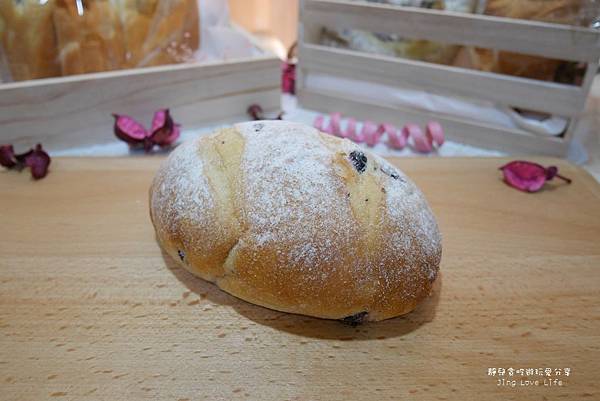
xmin=53 ymin=0 xmax=126 ymax=75
xmin=0 ymin=0 xmax=61 ymax=81
xmin=0 ymin=0 xmax=200 ymax=81
xmin=467 ymin=0 xmax=586 ymax=82
xmin=119 ymin=0 xmax=158 ymax=67
xmin=134 ymin=0 xmax=200 ymax=67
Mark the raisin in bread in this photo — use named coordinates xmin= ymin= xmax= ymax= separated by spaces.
xmin=149 ymin=121 xmax=442 ymax=322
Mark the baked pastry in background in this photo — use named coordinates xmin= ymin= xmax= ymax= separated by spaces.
xmin=150 ymin=121 xmax=442 ymax=322
xmin=0 ymin=0 xmax=61 ymax=81
xmin=0 ymin=0 xmax=200 ymax=81
xmin=467 ymin=0 xmax=585 ymax=82
xmin=53 ymin=0 xmax=126 ymax=75
xmin=120 ymin=0 xmax=200 ymax=68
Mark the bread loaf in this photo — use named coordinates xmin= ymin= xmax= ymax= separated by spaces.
xmin=120 ymin=0 xmax=200 ymax=68
xmin=0 ymin=0 xmax=61 ymax=81
xmin=149 ymin=121 xmax=442 ymax=322
xmin=0 ymin=0 xmax=200 ymax=81
xmin=53 ymin=0 xmax=127 ymax=75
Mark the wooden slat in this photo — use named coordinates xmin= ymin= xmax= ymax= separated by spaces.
xmin=298 ymin=86 xmax=568 ymax=156
xmin=303 ymin=0 xmax=600 ymax=62
xmin=0 ymin=56 xmax=280 ymax=151
xmin=300 ymin=44 xmax=583 ymax=116
xmin=563 ymin=60 xmax=600 ymax=142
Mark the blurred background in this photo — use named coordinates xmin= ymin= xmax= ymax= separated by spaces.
xmin=229 ymin=0 xmax=299 ymax=59
xmin=0 ymin=0 xmax=598 ymax=179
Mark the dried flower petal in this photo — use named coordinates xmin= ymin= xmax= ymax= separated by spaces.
xmin=499 ymin=160 xmax=571 ymax=192
xmin=344 ymin=118 xmax=357 ymax=140
xmin=386 ymin=124 xmax=407 ymax=150
xmin=425 ymin=121 xmax=445 ymax=147
xmin=351 ymin=120 xmax=373 ymax=143
xmin=150 ymin=109 xmax=172 ymax=135
xmin=0 ymin=143 xmax=51 ymax=179
xmin=248 ymin=104 xmax=263 ymax=120
xmin=150 ymin=109 xmax=179 ymax=148
xmin=313 ymin=115 xmax=325 ymax=132
xmin=247 ymin=104 xmax=283 ymax=121
xmin=282 ymin=61 xmax=296 ymax=94
xmin=24 ymin=144 xmax=51 ymax=179
xmin=112 ymin=114 xmax=147 ymax=145
xmin=328 ymin=112 xmax=342 ymax=137
xmin=113 ymin=109 xmax=182 ymax=152
xmin=0 ymin=144 xmax=17 ymax=168
xmin=404 ymin=124 xmax=432 ymax=153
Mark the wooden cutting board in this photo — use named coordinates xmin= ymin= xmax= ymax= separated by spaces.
xmin=1 ymin=157 xmax=599 ymax=401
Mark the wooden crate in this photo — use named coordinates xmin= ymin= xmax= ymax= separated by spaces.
xmin=297 ymin=0 xmax=600 ymax=156
xmin=0 ymin=27 xmax=281 ymax=152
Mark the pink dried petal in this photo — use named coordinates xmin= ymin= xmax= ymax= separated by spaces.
xmin=247 ymin=104 xmax=264 ymax=120
xmin=0 ymin=144 xmax=17 ymax=168
xmin=320 ymin=115 xmax=335 ymax=135
xmin=353 ymin=120 xmax=376 ymax=143
xmin=150 ymin=109 xmax=171 ymax=134
xmin=363 ymin=123 xmax=383 ymax=147
xmin=404 ymin=124 xmax=432 ymax=153
xmin=328 ymin=112 xmax=342 ymax=137
xmin=313 ymin=115 xmax=325 ymax=131
xmin=426 ymin=121 xmax=445 ymax=147
xmin=499 ymin=160 xmax=571 ymax=193
xmin=23 ymin=144 xmax=50 ymax=180
xmin=344 ymin=118 xmax=357 ymax=139
xmin=113 ymin=114 xmax=148 ymax=145
xmin=281 ymin=61 xmax=296 ymax=94
xmin=247 ymin=104 xmax=284 ymax=120
xmin=385 ymin=124 xmax=406 ymax=150
xmin=150 ymin=109 xmax=178 ymax=148
xmin=143 ymin=137 xmax=154 ymax=153
xmin=157 ymin=124 xmax=181 ymax=149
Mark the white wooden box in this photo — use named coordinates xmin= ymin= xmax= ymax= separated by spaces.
xmin=297 ymin=0 xmax=600 ymax=156
xmin=0 ymin=28 xmax=280 ymax=152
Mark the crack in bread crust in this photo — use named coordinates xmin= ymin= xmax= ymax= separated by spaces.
xmin=150 ymin=121 xmax=442 ymax=322
xmin=197 ymin=128 xmax=246 ymax=279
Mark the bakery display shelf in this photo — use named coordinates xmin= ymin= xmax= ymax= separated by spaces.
xmin=0 ymin=26 xmax=281 ymax=152
xmin=297 ymin=0 xmax=600 ymax=156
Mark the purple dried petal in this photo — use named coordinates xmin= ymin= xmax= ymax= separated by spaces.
xmin=149 ymin=109 xmax=177 ymax=148
xmin=23 ymin=144 xmax=51 ymax=180
xmin=0 ymin=144 xmax=17 ymax=168
xmin=112 ymin=114 xmax=148 ymax=145
xmin=1 ymin=143 xmax=51 ymax=179
xmin=247 ymin=104 xmax=284 ymax=120
xmin=247 ymin=104 xmax=264 ymax=121
xmin=156 ymin=124 xmax=181 ymax=149
xmin=282 ymin=61 xmax=296 ymax=94
xmin=499 ymin=160 xmax=570 ymax=193
xmin=313 ymin=115 xmax=325 ymax=131
xmin=14 ymin=148 xmax=33 ymax=166
xmin=150 ymin=109 xmax=172 ymax=136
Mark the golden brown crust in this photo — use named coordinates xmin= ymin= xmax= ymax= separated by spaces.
xmin=125 ymin=0 xmax=200 ymax=68
xmin=0 ymin=0 xmax=61 ymax=81
xmin=150 ymin=121 xmax=442 ymax=322
xmin=0 ymin=0 xmax=200 ymax=81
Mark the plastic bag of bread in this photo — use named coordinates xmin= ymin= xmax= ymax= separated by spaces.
xmin=0 ymin=0 xmax=200 ymax=82
xmin=52 ymin=0 xmax=127 ymax=75
xmin=118 ymin=0 xmax=200 ymax=68
xmin=464 ymin=0 xmax=599 ymax=82
xmin=320 ymin=0 xmax=477 ymax=65
xmin=0 ymin=0 xmax=61 ymax=81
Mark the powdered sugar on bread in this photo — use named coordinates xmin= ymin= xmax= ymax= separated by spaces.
xmin=150 ymin=120 xmax=442 ymax=321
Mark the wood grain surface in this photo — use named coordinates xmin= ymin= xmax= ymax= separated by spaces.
xmin=1 ymin=157 xmax=599 ymax=401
